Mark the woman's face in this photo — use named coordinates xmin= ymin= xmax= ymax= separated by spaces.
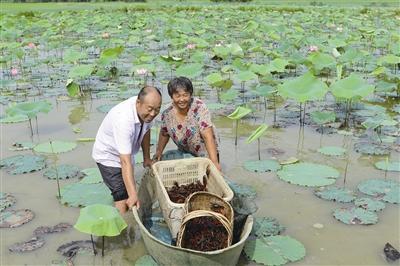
xmin=172 ymin=87 xmax=191 ymax=110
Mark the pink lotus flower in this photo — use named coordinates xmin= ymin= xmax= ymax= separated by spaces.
xmin=136 ymin=68 xmax=148 ymax=75
xmin=186 ymin=43 xmax=196 ymax=50
xmin=308 ymin=45 xmax=319 ymax=53
xmin=102 ymin=32 xmax=110 ymax=39
xmin=10 ymin=68 xmax=18 ymax=76
xmin=27 ymin=42 xmax=36 ymax=49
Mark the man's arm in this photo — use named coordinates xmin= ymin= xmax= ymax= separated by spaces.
xmin=154 ymin=131 xmax=170 ymax=161
xmin=120 ymin=154 xmax=140 ymax=209
xmin=141 ymin=130 xmax=152 ymax=167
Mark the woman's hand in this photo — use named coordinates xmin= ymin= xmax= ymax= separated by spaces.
xmin=143 ymin=157 xmax=153 ymax=168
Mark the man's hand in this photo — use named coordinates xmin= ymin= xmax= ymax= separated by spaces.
xmin=126 ymin=194 xmax=140 ymax=209
xmin=143 ymin=157 xmax=153 ymax=168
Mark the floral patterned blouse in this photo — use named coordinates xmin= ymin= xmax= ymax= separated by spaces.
xmin=160 ymin=97 xmax=219 ymax=157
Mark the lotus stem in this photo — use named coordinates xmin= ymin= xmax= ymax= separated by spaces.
xmin=102 ymin=236 xmax=105 ymax=257
xmin=50 ymin=140 xmax=61 ymax=199
xmin=235 ymin=120 xmax=238 ymax=146
xmin=273 ymin=93 xmax=277 ymax=127
xmin=257 ymin=138 xmax=261 ymax=161
xmin=299 ymin=103 xmax=302 ymax=126
xmin=90 ymin=235 xmax=97 ymax=255
xmin=35 ymin=116 xmax=39 ymax=134
xmin=28 ymin=118 xmax=34 ymax=137
xmin=302 ymin=102 xmax=307 ymax=127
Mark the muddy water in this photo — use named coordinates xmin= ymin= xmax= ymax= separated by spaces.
xmin=1 ymin=97 xmax=399 ymax=266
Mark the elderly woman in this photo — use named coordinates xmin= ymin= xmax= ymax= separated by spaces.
xmin=154 ymin=76 xmax=221 ymax=171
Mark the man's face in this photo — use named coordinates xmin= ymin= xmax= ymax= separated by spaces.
xmin=136 ymin=93 xmax=162 ymax=123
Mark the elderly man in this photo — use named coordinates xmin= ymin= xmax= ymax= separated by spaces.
xmin=92 ymin=86 xmax=162 ymax=214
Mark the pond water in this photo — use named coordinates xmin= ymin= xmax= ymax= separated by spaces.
xmin=1 ymin=93 xmax=398 ymax=265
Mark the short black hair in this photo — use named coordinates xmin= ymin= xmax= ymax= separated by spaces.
xmin=167 ymin=76 xmax=193 ymax=97
xmin=138 ymin=86 xmax=161 ymax=100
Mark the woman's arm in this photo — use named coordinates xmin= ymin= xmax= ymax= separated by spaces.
xmin=201 ymin=127 xmax=221 ymax=171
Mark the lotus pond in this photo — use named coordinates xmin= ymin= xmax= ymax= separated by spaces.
xmin=1 ymin=2 xmax=399 ymax=266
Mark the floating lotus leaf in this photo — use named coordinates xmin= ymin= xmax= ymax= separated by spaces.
xmin=251 ymin=217 xmax=286 ymax=237
xmin=354 ymin=142 xmax=390 ymax=155
xmin=0 ymin=192 xmax=16 ymax=211
xmin=314 ymin=186 xmax=356 ymax=203
xmin=60 ymin=182 xmax=113 ymax=207
xmin=0 ymin=209 xmax=34 ymax=228
xmin=354 ymin=198 xmax=385 ymax=212
xmin=0 ymin=114 xmax=29 ymax=123
xmin=160 ymin=55 xmax=183 ymax=62
xmin=79 ymin=168 xmax=102 ymax=184
xmin=76 ymin=138 xmax=95 ymax=142
xmin=34 ymin=140 xmax=77 ymax=154
xmin=244 ymin=236 xmax=306 ymax=266
xmin=226 ymin=179 xmax=257 ymax=199
xmin=279 ymin=157 xmax=299 ymax=165
xmin=119 ymin=89 xmax=141 ymax=100
xmin=358 ymin=179 xmax=400 ymax=204
xmin=278 ymin=72 xmax=328 ymax=103
xmin=96 ymin=91 xmax=119 ymax=98
xmin=74 ymin=204 xmax=127 ymax=236
xmin=277 ymin=163 xmax=340 ymax=187
xmin=6 ymin=100 xmax=52 ymax=119
xmin=317 ymin=146 xmax=346 ymax=156
xmin=243 ymin=160 xmax=281 ymax=173
xmin=232 ymin=195 xmax=258 ymax=215
xmin=43 ymin=164 xmax=81 ymax=180
xmin=63 ymin=49 xmax=87 ymax=63
xmin=333 ymin=207 xmax=378 ymax=225
xmin=253 ymin=85 xmax=277 ymax=97
xmin=0 ymin=154 xmax=46 ymax=174
xmin=234 ymin=70 xmax=258 ymax=82
xmin=310 ymin=111 xmax=335 ymax=125
xmin=96 ymin=104 xmax=116 ymax=114
xmin=135 ymin=255 xmax=158 ymax=266
xmin=9 ymin=237 xmax=45 ymax=253
xmin=330 ymin=73 xmax=374 ymax=99
xmin=206 ymin=103 xmax=227 ymax=111
xmin=374 ymin=160 xmax=400 ymax=172
xmin=247 ymin=124 xmax=268 ymax=143
xmin=68 ymin=64 xmax=94 ymax=79
xmin=227 ymin=106 xmax=252 ymax=120
xmin=57 ymin=240 xmax=94 ymax=257
xmin=33 ymin=222 xmax=72 ymax=236
xmin=9 ymin=141 xmax=35 ymax=151
xmin=175 ymin=63 xmax=203 ymax=79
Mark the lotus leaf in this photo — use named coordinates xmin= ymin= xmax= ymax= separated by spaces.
xmin=333 ymin=207 xmax=378 ymax=225
xmin=354 ymin=198 xmax=385 ymax=212
xmin=63 ymin=49 xmax=87 ymax=63
xmin=243 ymin=160 xmax=281 ymax=173
xmin=330 ymin=74 xmax=374 ymax=99
xmin=226 ymin=179 xmax=257 ymax=199
xmin=0 ymin=114 xmax=29 ymax=123
xmin=43 ymin=164 xmax=81 ymax=180
xmin=206 ymin=103 xmax=227 ymax=111
xmin=310 ymin=111 xmax=335 ymax=125
xmin=79 ymin=168 xmax=103 ymax=184
xmin=358 ymin=179 xmax=400 ymax=204
xmin=34 ymin=140 xmax=77 ymax=154
xmin=317 ymin=146 xmax=346 ymax=156
xmin=268 ymin=58 xmax=289 ymax=73
xmin=253 ymin=85 xmax=276 ymax=97
xmin=247 ymin=124 xmax=268 ymax=143
xmin=8 ymin=237 xmax=45 ymax=253
xmin=74 ymin=204 xmax=127 ymax=236
xmin=232 ymin=195 xmax=258 ymax=215
xmin=277 ymin=163 xmax=340 ymax=187
xmin=234 ymin=70 xmax=258 ymax=82
xmin=307 ymin=52 xmax=336 ymax=72
xmin=0 ymin=154 xmax=46 ymax=174
xmin=99 ymin=46 xmax=124 ymax=65
xmin=0 ymin=209 xmax=34 ymax=228
xmin=66 ymin=79 xmax=80 ymax=97
xmin=160 ymin=55 xmax=183 ymax=62
xmin=175 ymin=63 xmax=203 ymax=79
xmin=279 ymin=157 xmax=299 ymax=165
xmin=6 ymin=100 xmax=52 ymax=119
xmin=0 ymin=192 xmax=16 ymax=212
xmin=57 ymin=240 xmax=94 ymax=257
xmin=33 ymin=222 xmax=72 ymax=236
xmin=206 ymin=73 xmax=224 ymax=86
xmin=251 ymin=217 xmax=285 ymax=237
xmin=278 ymin=72 xmax=328 ymax=103
xmin=227 ymin=106 xmax=252 ymax=120
xmin=60 ymin=182 xmax=113 ymax=207
xmin=244 ymin=236 xmax=306 ymax=266
xmin=392 ymin=104 xmax=400 ymax=114
xmin=97 ymin=104 xmax=115 ymax=114
xmin=96 ymin=91 xmax=119 ymax=99
xmin=250 ymin=64 xmax=269 ymax=76
xmin=220 ymin=89 xmax=238 ymax=103
xmin=68 ymin=64 xmax=94 ymax=79
xmin=374 ymin=161 xmax=400 ymax=172
xmin=227 ymin=43 xmax=244 ymax=57
xmin=77 ymin=138 xmax=95 ymax=142
xmin=9 ymin=141 xmax=35 ymax=151
xmin=135 ymin=255 xmax=158 ymax=266
xmin=314 ymin=186 xmax=356 ymax=203
xmin=377 ymin=54 xmax=400 ymax=66
xmin=354 ymin=142 xmax=390 ymax=155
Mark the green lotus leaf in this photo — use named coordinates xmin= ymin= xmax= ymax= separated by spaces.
xmin=206 ymin=103 xmax=227 ymax=111
xmin=135 ymin=255 xmax=158 ymax=266
xmin=9 ymin=141 xmax=35 ymax=151
xmin=63 ymin=49 xmax=87 ymax=63
xmin=74 ymin=204 xmax=127 ymax=236
xmin=34 ymin=141 xmax=77 ymax=154
xmin=227 ymin=106 xmax=252 ymax=120
xmin=278 ymin=72 xmax=328 ymax=103
xmin=251 ymin=217 xmax=286 ymax=238
xmin=96 ymin=91 xmax=119 ymax=99
xmin=0 ymin=192 xmax=16 ymax=212
xmin=206 ymin=72 xmax=223 ymax=86
xmin=68 ymin=64 xmax=94 ymax=79
xmin=227 ymin=43 xmax=244 ymax=57
xmin=374 ymin=161 xmax=400 ymax=172
xmin=0 ymin=155 xmax=46 ymax=174
xmin=6 ymin=100 xmax=52 ymax=119
xmin=317 ymin=146 xmax=346 ymax=156
xmin=247 ymin=124 xmax=268 ymax=143
xmin=333 ymin=207 xmax=378 ymax=225
xmin=76 ymin=138 xmax=95 ymax=142
xmin=234 ymin=70 xmax=258 ymax=82
xmin=79 ymin=168 xmax=102 ymax=184
xmin=330 ymin=73 xmax=374 ymax=99
xmin=358 ymin=179 xmax=400 ymax=204
xmin=213 ymin=46 xmax=230 ymax=59
xmin=362 ymin=116 xmax=397 ymax=129
xmin=0 ymin=114 xmax=29 ymax=124
xmin=268 ymin=58 xmax=289 ymax=73
xmin=244 ymin=236 xmax=306 ymax=266
xmin=43 ymin=164 xmax=81 ymax=180
xmin=354 ymin=142 xmax=390 ymax=156
xmin=220 ymin=89 xmax=238 ymax=103
xmin=60 ymin=182 xmax=113 ymax=207
xmin=243 ymin=159 xmax=281 ymax=173
xmin=66 ymin=79 xmax=80 ymax=97
xmin=310 ymin=111 xmax=335 ymax=125
xmin=96 ymin=104 xmax=115 ymax=113
xmin=99 ymin=46 xmax=124 ymax=65
xmin=314 ymin=186 xmax=356 ymax=203
xmin=377 ymin=54 xmax=400 ymax=66
xmin=250 ymin=64 xmax=269 ymax=76
xmin=160 ymin=55 xmax=183 ymax=62
xmin=253 ymin=85 xmax=277 ymax=97
xmin=393 ymin=104 xmax=400 ymax=114
xmin=277 ymin=163 xmax=340 ymax=187
xmin=175 ymin=63 xmax=203 ymax=79
xmin=307 ymin=52 xmax=336 ymax=72
xmin=354 ymin=198 xmax=385 ymax=212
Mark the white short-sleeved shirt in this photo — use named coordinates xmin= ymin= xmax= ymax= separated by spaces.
xmin=92 ymin=96 xmax=153 ymax=168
